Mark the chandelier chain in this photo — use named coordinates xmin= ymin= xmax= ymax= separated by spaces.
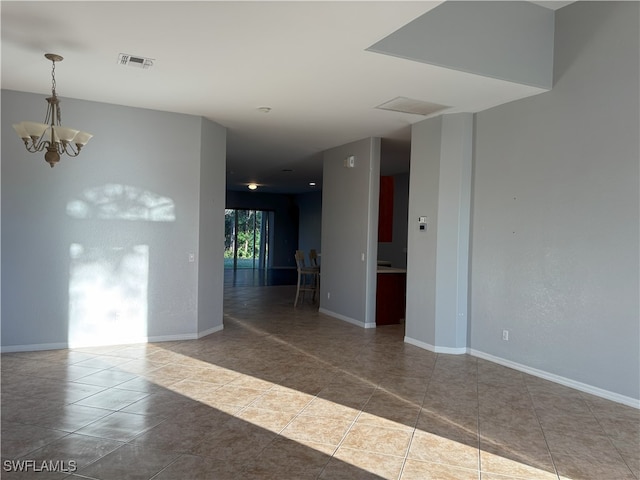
xmin=50 ymin=59 xmax=63 ymax=125
xmin=51 ymin=59 xmax=57 ymax=95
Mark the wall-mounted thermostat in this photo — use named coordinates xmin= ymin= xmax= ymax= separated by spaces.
xmin=344 ymin=155 xmax=356 ymax=168
xmin=418 ymin=216 xmax=428 ymax=231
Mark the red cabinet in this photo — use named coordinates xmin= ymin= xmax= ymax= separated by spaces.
xmin=376 ymin=269 xmax=406 ymax=325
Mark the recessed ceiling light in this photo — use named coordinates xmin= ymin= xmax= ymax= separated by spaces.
xmin=309 ymin=182 xmax=316 ymax=187
xmin=248 ymin=183 xmax=258 ymax=190
xmin=257 ymin=106 xmax=272 ymax=114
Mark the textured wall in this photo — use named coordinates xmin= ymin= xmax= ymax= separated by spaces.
xmin=470 ymin=2 xmax=639 ymax=400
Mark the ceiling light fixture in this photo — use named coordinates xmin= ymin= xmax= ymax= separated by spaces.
xmin=248 ymin=183 xmax=258 ymax=190
xmin=309 ymin=182 xmax=316 ymax=187
xmin=257 ymin=106 xmax=272 ymax=114
xmin=13 ymin=53 xmax=93 ymax=168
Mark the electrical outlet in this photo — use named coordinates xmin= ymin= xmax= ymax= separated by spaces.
xmin=502 ymin=330 xmax=509 ymax=341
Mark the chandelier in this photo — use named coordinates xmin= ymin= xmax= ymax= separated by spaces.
xmin=13 ymin=54 xmax=93 ymax=168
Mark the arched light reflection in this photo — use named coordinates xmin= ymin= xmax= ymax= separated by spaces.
xmin=67 ymin=184 xmax=175 ymax=222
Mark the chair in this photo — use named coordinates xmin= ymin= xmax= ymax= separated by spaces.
xmin=294 ymin=250 xmax=319 ymax=307
xmin=309 ymin=249 xmax=321 ymax=295
xmin=309 ymin=249 xmax=319 ymax=267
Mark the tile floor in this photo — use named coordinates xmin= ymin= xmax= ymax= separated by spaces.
xmin=1 ymin=285 xmax=638 ymax=479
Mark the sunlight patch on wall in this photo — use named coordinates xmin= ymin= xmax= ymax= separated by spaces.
xmin=67 ymin=184 xmax=175 ymax=222
xmin=68 ymin=244 xmax=149 ymax=348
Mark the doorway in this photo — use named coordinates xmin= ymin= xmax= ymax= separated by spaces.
xmin=224 ymin=209 xmax=270 ymax=270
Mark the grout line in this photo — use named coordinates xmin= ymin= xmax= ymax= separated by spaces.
xmin=521 ymin=372 xmax=561 ymax=480
xmin=398 ymin=353 xmax=439 ymax=480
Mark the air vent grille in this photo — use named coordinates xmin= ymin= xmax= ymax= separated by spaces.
xmin=118 ymin=53 xmax=154 ymax=69
xmin=375 ymin=96 xmax=448 ymax=116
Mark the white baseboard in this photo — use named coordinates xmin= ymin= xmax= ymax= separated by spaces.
xmin=1 ymin=342 xmax=69 ymax=353
xmin=146 ymin=333 xmax=198 ymax=343
xmin=318 ymin=308 xmax=375 ymax=328
xmin=404 ymin=336 xmax=468 ymax=355
xmin=1 ymin=331 xmax=213 ymax=352
xmin=197 ymin=324 xmax=224 ymax=339
xmin=402 ymin=338 xmax=639 ymax=409
xmin=469 ymin=349 xmax=640 ymax=409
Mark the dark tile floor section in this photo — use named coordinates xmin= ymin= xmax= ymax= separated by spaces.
xmin=1 ymin=285 xmax=638 ymax=479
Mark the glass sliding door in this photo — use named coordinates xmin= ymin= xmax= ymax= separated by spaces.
xmin=224 ymin=209 xmax=270 ymax=269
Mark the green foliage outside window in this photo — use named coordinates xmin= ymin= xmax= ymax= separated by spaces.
xmin=224 ymin=209 xmax=264 ymax=262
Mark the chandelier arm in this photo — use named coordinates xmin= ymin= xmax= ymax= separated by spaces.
xmin=60 ymin=141 xmax=81 ymax=157
xmin=25 ymin=136 xmax=50 ymax=153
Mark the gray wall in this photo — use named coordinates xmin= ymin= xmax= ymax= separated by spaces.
xmin=197 ymin=118 xmax=227 ymax=336
xmin=405 ymin=118 xmax=442 ymax=347
xmin=2 ymin=91 xmax=226 ymax=349
xmin=368 ymin=0 xmax=555 ymax=88
xmin=296 ymin=191 xmax=322 ymax=257
xmin=469 ymin=2 xmax=638 ymax=401
xmin=320 ymin=138 xmax=380 ymax=327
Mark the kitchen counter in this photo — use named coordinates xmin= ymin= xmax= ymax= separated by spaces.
xmin=377 ymin=266 xmax=407 ymax=274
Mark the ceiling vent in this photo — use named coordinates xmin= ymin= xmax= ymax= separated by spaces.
xmin=375 ymin=96 xmax=448 ymax=116
xmin=118 ymin=53 xmax=154 ymax=69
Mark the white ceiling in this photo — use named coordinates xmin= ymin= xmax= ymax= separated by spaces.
xmin=2 ymin=1 xmax=567 ymax=193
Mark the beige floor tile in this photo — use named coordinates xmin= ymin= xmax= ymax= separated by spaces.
xmin=183 ymin=383 xmax=264 ymax=408
xmin=281 ymin=415 xmax=353 ymax=446
xmin=248 ymin=385 xmax=315 ymax=413
xmin=416 ymin=409 xmax=478 ymax=441
xmin=300 ymin=397 xmax=361 ymax=421
xmin=401 ymin=458 xmax=479 ymax=480
xmin=151 ymin=453 xmax=246 ymax=480
xmin=322 ymin=447 xmax=405 ymax=479
xmin=553 ymin=451 xmax=637 ymax=480
xmin=242 ymin=437 xmax=332 ymax=479
xmin=71 ymin=369 xmax=138 ymax=388
xmin=75 ymin=443 xmax=179 ymax=480
xmin=130 ymin=419 xmax=218 ymax=454
xmin=1 ymin=283 xmax=637 ymax=480
xmin=168 ymin=378 xmax=225 ymax=398
xmin=119 ymin=390 xmax=197 ymax=417
xmin=73 ymin=388 xmax=149 ymax=411
xmin=355 ymin=411 xmax=416 ymax=432
xmin=236 ymin=406 xmax=298 ymax=433
xmin=1 ymin=421 xmax=68 ymax=458
xmin=610 ymin=436 xmax=640 ymax=478
xmin=28 ymin=404 xmax=113 ymax=432
xmin=74 ymin=411 xmax=163 ymax=442
xmin=186 ymin=365 xmax=241 ymax=384
xmin=480 ymin=450 xmax=558 ymax=480
xmin=191 ymin=417 xmax=276 ymax=462
xmin=361 ymin=393 xmax=421 ymax=428
xmin=340 ymin=423 xmax=412 ymax=457
xmin=227 ymin=374 xmax=278 ymax=391
xmin=408 ymin=429 xmax=479 ymax=470
xmin=17 ymin=432 xmax=123 ymax=471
